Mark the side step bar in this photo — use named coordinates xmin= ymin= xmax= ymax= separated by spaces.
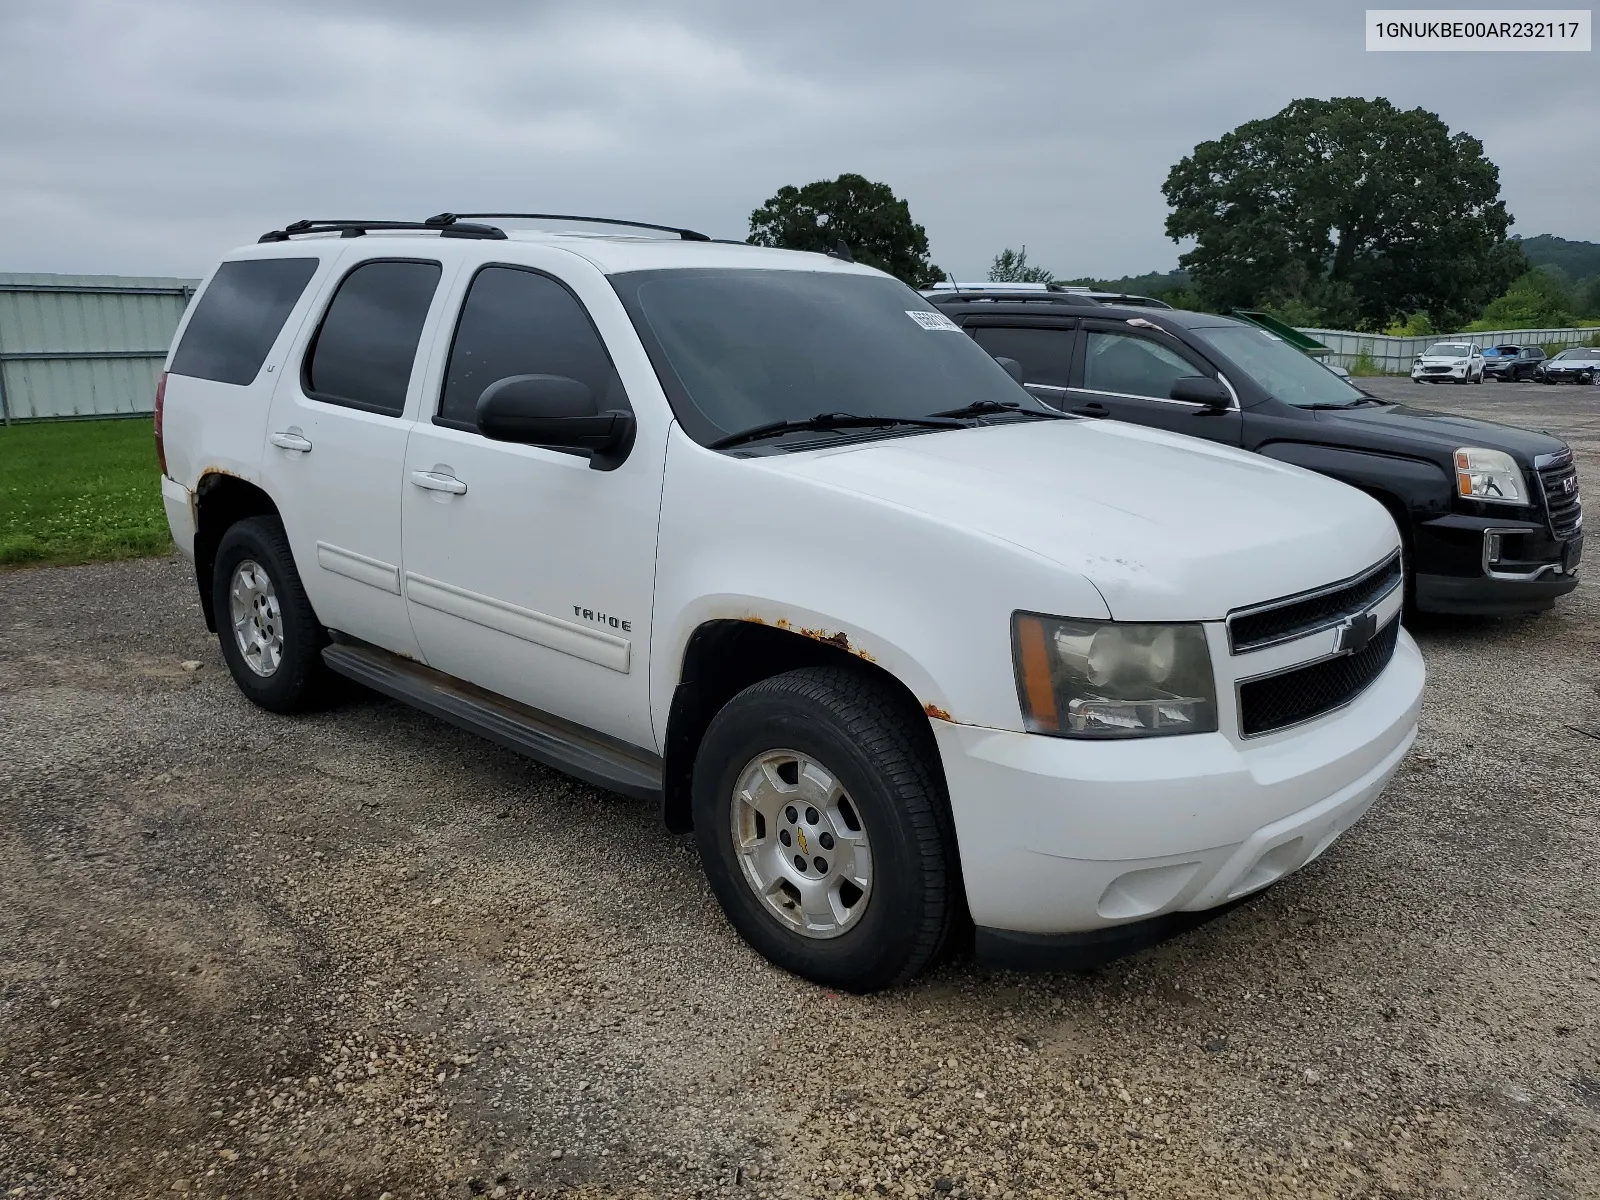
xmin=322 ymin=641 xmax=663 ymax=802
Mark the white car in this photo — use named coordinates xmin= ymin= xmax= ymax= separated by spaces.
xmin=1411 ymin=341 xmax=1485 ymax=384
xmin=156 ymin=214 xmax=1424 ymax=992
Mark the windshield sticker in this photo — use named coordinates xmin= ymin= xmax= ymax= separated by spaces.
xmin=906 ymin=309 xmax=962 ymax=331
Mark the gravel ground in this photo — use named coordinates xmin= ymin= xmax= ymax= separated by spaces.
xmin=2 ymin=381 xmax=1598 ymax=1200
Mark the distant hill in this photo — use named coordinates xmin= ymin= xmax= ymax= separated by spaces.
xmin=1515 ymin=234 xmax=1600 ymax=281
xmin=1057 ymin=268 xmax=1191 ymax=296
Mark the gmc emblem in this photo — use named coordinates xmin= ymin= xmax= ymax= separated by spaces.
xmin=1334 ymin=610 xmax=1379 ymax=656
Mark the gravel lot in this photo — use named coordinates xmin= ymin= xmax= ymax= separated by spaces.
xmin=2 ymin=380 xmax=1598 ymax=1200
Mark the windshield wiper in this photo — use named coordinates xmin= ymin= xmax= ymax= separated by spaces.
xmin=928 ymin=399 xmax=1072 ymax=420
xmin=708 ymin=411 xmax=965 ymax=451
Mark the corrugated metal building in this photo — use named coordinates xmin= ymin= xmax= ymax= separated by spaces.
xmin=0 ymin=272 xmax=198 ymax=423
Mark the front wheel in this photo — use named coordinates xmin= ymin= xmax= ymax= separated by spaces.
xmin=691 ymin=667 xmax=955 ymax=992
xmin=212 ymin=516 xmax=333 ymax=713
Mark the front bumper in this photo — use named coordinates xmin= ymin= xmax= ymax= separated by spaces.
xmin=1414 ymin=513 xmax=1581 ymax=615
xmin=1412 ymin=365 xmax=1469 ymax=381
xmin=934 ymin=630 xmax=1424 ymax=940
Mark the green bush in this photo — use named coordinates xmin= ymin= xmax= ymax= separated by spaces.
xmin=1471 ymin=269 xmax=1575 ymax=330
xmin=1348 ymin=351 xmax=1386 ymax=377
xmin=1384 ymin=312 xmax=1435 ymax=336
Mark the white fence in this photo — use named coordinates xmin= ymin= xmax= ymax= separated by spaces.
xmin=1302 ymin=326 xmax=1598 ymax=374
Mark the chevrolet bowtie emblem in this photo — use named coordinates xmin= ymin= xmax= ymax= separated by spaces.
xmin=1334 ymin=610 xmax=1378 ymax=656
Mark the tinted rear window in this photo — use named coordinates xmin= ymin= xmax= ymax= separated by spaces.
xmin=169 ymin=258 xmax=319 ymax=385
xmin=303 ymin=259 xmax=442 ymax=416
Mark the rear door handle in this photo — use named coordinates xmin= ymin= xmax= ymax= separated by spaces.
xmin=269 ymin=431 xmax=313 ymax=452
xmin=410 ymin=470 xmax=467 ymax=495
xmin=1070 ymin=402 xmax=1109 ymax=418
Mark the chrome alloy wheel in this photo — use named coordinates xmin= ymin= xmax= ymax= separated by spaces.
xmin=228 ymin=558 xmax=284 ymax=677
xmin=730 ymin=749 xmax=873 ymax=939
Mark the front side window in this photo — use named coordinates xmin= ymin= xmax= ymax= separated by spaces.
xmin=170 ymin=257 xmax=319 ymax=385
xmin=968 ymin=326 xmax=1074 ymax=388
xmin=1081 ymin=331 xmax=1204 ymax=400
xmin=438 ymin=266 xmax=625 ymax=429
xmin=303 ymin=259 xmax=442 ymax=416
xmin=1190 ymin=324 xmax=1367 ymax=408
xmin=611 ymin=269 xmax=1040 ymax=446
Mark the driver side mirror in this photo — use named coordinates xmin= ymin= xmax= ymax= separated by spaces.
xmin=1169 ymin=375 xmax=1232 ymax=413
xmin=477 ymin=374 xmax=635 ymax=471
xmin=993 ymin=356 xmax=1025 ymax=384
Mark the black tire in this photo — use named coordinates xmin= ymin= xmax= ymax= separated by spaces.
xmin=211 ymin=515 xmax=332 ymax=714
xmin=691 ymin=666 xmax=955 ymax=993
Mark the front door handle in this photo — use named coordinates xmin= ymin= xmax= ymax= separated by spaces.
xmin=269 ymin=431 xmax=313 ymax=453
xmin=1070 ymin=402 xmax=1109 ymax=417
xmin=410 ymin=470 xmax=467 ymax=495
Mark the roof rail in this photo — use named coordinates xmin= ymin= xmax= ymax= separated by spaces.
xmin=259 ymin=219 xmax=507 ymax=243
xmin=432 ymin=212 xmax=711 ymax=242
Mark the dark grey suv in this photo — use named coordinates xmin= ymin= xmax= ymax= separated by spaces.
xmin=1483 ymin=345 xmax=1546 ymax=382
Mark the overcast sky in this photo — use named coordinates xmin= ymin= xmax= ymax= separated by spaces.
xmin=1 ymin=0 xmax=1593 ymax=281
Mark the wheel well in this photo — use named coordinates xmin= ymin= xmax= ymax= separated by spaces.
xmin=193 ymin=474 xmax=280 ymax=632
xmin=659 ymin=621 xmax=943 ymax=834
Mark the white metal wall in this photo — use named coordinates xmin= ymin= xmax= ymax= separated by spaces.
xmin=1302 ymin=326 xmax=1598 ymax=374
xmin=0 ymin=273 xmax=198 ymax=423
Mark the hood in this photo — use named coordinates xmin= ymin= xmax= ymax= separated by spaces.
xmin=1416 ymin=353 xmax=1473 ymax=363
xmin=759 ymin=420 xmax=1398 ymax=622
xmin=1545 ymin=356 xmax=1599 ymax=369
xmin=1313 ymin=402 xmax=1567 ymax=463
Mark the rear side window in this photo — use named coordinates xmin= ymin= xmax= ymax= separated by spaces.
xmin=169 ymin=258 xmax=318 ymax=385
xmin=303 ymin=259 xmax=442 ymax=416
xmin=968 ymin=326 xmax=1075 ymax=388
xmin=437 ymin=265 xmax=626 ymax=429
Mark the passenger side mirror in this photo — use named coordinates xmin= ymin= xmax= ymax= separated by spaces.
xmin=476 ymin=375 xmax=635 ymax=471
xmin=1169 ymin=375 xmax=1231 ymax=412
xmin=994 ymin=356 xmax=1025 ymax=384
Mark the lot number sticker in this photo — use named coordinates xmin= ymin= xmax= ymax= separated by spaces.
xmin=906 ymin=309 xmax=962 ymax=331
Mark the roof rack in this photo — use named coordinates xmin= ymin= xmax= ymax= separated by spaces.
xmin=929 ymin=289 xmax=1102 ymax=308
xmin=432 ymin=212 xmax=711 ymax=242
xmin=259 ymin=219 xmax=507 ymax=243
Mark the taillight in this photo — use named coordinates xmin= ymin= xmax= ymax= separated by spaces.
xmin=154 ymin=371 xmax=168 ymax=476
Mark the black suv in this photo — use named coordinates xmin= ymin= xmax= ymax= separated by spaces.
xmin=1483 ymin=345 xmax=1546 ymax=382
xmin=930 ymin=291 xmax=1583 ymax=616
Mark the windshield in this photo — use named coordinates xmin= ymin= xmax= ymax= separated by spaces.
xmin=1188 ymin=325 xmax=1368 ymax=408
xmin=1423 ymin=343 xmax=1473 ymax=357
xmin=1555 ymin=348 xmax=1600 ymax=360
xmin=612 ymin=269 xmax=1042 ymax=446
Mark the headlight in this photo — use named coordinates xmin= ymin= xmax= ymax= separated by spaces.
xmin=1454 ymin=447 xmax=1527 ymax=505
xmin=1012 ymin=614 xmax=1218 ymax=739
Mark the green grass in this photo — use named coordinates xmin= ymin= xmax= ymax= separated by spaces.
xmin=0 ymin=418 xmax=172 ymax=568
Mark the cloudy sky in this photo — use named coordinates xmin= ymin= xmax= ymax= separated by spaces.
xmin=1 ymin=0 xmax=1593 ymax=281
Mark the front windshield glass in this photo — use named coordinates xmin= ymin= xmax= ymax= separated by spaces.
xmin=1188 ymin=325 xmax=1368 ymax=408
xmin=1424 ymin=343 xmax=1472 ymax=357
xmin=612 ymin=269 xmax=1043 ymax=445
xmin=1555 ymin=348 xmax=1600 ymax=360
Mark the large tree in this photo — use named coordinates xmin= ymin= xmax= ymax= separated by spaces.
xmin=748 ymin=174 xmax=940 ymax=288
xmin=1163 ymin=97 xmax=1525 ymax=330
xmin=988 ymin=246 xmax=1055 ymax=283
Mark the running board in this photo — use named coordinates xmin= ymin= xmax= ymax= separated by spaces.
xmin=322 ymin=641 xmax=663 ymax=802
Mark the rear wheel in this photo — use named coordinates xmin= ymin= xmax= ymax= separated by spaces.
xmin=691 ymin=666 xmax=954 ymax=992
xmin=212 ymin=516 xmax=333 ymax=713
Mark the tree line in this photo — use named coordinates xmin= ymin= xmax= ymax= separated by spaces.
xmin=746 ymin=97 xmax=1597 ymax=335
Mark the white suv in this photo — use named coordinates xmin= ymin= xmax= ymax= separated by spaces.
xmin=157 ymin=214 xmax=1424 ymax=992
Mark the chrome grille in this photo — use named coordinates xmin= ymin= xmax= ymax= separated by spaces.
xmin=1227 ymin=553 xmax=1403 ymax=654
xmin=1237 ymin=618 xmax=1400 ymax=738
xmin=1536 ymin=449 xmax=1582 ymax=541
